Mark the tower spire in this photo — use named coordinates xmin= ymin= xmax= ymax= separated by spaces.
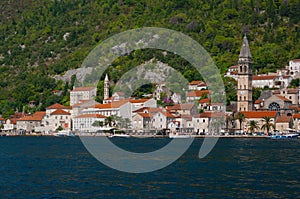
xmin=239 ymin=34 xmax=252 ymax=59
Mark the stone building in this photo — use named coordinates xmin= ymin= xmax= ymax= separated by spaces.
xmin=237 ymin=35 xmax=253 ymax=111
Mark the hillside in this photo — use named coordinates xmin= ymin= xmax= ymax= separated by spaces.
xmin=0 ymin=0 xmax=300 ymax=117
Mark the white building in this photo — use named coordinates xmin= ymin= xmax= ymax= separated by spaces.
xmin=16 ymin=112 xmax=46 ymax=132
xmin=252 ymin=75 xmax=292 ymax=88
xmin=72 ymin=114 xmax=106 ymax=132
xmin=288 ymin=59 xmax=300 ymax=77
xmin=70 ymin=87 xmax=97 ymax=106
xmin=188 ymin=81 xmax=207 ymax=90
xmin=38 ymin=103 xmax=72 ymax=132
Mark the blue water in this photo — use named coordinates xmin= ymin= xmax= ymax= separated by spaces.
xmin=0 ymin=137 xmax=299 ymax=198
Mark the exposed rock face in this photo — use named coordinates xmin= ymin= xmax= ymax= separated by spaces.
xmin=53 ymin=67 xmax=93 ymax=83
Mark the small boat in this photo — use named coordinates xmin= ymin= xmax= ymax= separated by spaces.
xmin=270 ymin=134 xmax=298 ymax=139
xmin=169 ymin=132 xmax=191 ymax=139
xmin=108 ymin=133 xmax=130 ymax=138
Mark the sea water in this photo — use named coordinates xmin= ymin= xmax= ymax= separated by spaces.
xmin=0 ymin=137 xmax=299 ymax=198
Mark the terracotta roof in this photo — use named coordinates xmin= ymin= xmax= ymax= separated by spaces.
xmin=75 ymin=114 xmax=106 ymax=119
xmin=168 ymin=103 xmax=194 ymax=110
xmin=47 ymin=103 xmax=71 ymax=109
xmin=95 ymin=100 xmax=130 ymax=109
xmin=186 ymin=90 xmax=210 ymax=97
xmin=291 ymin=59 xmax=300 ymax=62
xmin=194 ymin=112 xmax=225 ymax=118
xmin=229 ymin=65 xmax=238 ymax=69
xmin=241 ymin=111 xmax=277 ymax=118
xmin=273 ymin=90 xmax=280 ymax=94
xmin=254 ymin=99 xmax=263 ymax=104
xmin=71 ymin=86 xmax=96 ymax=92
xmin=0 ymin=117 xmax=5 ymax=121
xmin=288 ymin=89 xmax=298 ymax=94
xmin=252 ymin=75 xmax=276 ymax=80
xmin=189 ymin=80 xmax=202 ymax=85
xmin=17 ymin=112 xmax=45 ymax=121
xmin=137 ymin=113 xmax=151 ymax=118
xmin=50 ymin=109 xmax=71 ymax=115
xmin=276 ymin=116 xmax=292 ymax=123
xmin=276 ymin=95 xmax=292 ymax=102
xmin=289 ymin=106 xmax=300 ymax=111
xmin=293 ymin=114 xmax=300 ymax=119
xmin=199 ymin=98 xmax=211 ymax=103
xmin=178 ymin=115 xmax=192 ymax=120
xmin=161 ymin=111 xmax=176 ymax=118
xmin=134 ymin=107 xmax=161 ymax=113
xmin=129 ymin=99 xmax=151 ymax=103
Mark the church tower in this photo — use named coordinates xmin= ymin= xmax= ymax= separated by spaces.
xmin=237 ymin=35 xmax=253 ymax=111
xmin=104 ymin=74 xmax=109 ymax=100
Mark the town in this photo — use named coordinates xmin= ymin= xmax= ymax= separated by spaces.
xmin=1 ymin=36 xmax=300 ymax=137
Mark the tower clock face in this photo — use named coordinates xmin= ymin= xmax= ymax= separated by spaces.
xmin=240 ymin=91 xmax=245 ymax=95
xmin=269 ymin=102 xmax=280 ymax=111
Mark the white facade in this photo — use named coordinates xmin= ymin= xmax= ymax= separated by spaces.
xmin=289 ymin=59 xmax=300 ymax=77
xmin=72 ymin=114 xmax=106 ymax=132
xmin=70 ymin=87 xmax=97 ymax=106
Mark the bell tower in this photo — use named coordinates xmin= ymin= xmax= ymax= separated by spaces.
xmin=104 ymin=74 xmax=109 ymax=100
xmin=237 ymin=35 xmax=253 ymax=111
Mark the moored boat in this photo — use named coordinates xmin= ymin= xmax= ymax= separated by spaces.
xmin=169 ymin=132 xmax=191 ymax=139
xmin=270 ymin=134 xmax=298 ymax=139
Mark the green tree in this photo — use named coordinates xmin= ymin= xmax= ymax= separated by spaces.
xmin=248 ymin=120 xmax=259 ymax=133
xmin=235 ymin=112 xmax=245 ymax=130
xmin=261 ymin=116 xmax=275 ymax=135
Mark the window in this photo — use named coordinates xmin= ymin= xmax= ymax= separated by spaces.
xmin=240 ymin=66 xmax=243 ymax=72
xmin=244 ymin=66 xmax=247 ymax=72
xmin=244 ymin=96 xmax=246 ymax=101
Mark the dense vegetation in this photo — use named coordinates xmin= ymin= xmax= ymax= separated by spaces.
xmin=0 ymin=0 xmax=300 ymax=117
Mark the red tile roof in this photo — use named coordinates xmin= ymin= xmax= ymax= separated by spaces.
xmin=288 ymin=89 xmax=298 ymax=94
xmin=168 ymin=103 xmax=194 ymax=110
xmin=94 ymin=100 xmax=129 ymax=109
xmin=194 ymin=112 xmax=225 ymax=118
xmin=129 ymin=99 xmax=151 ymax=103
xmin=276 ymin=116 xmax=292 ymax=123
xmin=241 ymin=111 xmax=277 ymax=118
xmin=50 ymin=109 xmax=71 ymax=115
xmin=291 ymin=59 xmax=300 ymax=62
xmin=293 ymin=114 xmax=300 ymax=119
xmin=254 ymin=99 xmax=263 ymax=104
xmin=186 ymin=90 xmax=210 ymax=97
xmin=229 ymin=65 xmax=238 ymax=69
xmin=252 ymin=75 xmax=276 ymax=80
xmin=47 ymin=103 xmax=71 ymax=109
xmin=75 ymin=114 xmax=106 ymax=119
xmin=276 ymin=95 xmax=292 ymax=102
xmin=199 ymin=98 xmax=211 ymax=103
xmin=137 ymin=113 xmax=151 ymax=118
xmin=189 ymin=80 xmax=202 ymax=85
xmin=71 ymin=87 xmax=96 ymax=92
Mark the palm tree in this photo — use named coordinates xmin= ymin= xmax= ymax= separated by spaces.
xmin=235 ymin=112 xmax=245 ymax=131
xmin=92 ymin=121 xmax=104 ymax=127
xmin=248 ymin=120 xmax=259 ymax=133
xmin=261 ymin=116 xmax=275 ymax=135
xmin=105 ymin=115 xmax=116 ymax=127
xmin=225 ymin=113 xmax=235 ymax=132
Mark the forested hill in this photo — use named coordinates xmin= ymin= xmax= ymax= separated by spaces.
xmin=0 ymin=0 xmax=300 ymax=117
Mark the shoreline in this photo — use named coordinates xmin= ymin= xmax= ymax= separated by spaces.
xmin=0 ymin=134 xmax=272 ymax=139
